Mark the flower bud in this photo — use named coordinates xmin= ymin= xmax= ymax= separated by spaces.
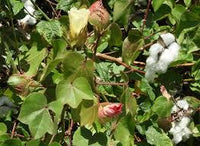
xmin=98 ymin=102 xmax=122 ymax=123
xmin=89 ymin=0 xmax=110 ymax=31
xmin=68 ymin=7 xmax=90 ymax=47
xmin=7 ymin=74 xmax=40 ymax=96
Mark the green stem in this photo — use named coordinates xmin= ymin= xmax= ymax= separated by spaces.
xmin=30 ymin=0 xmax=51 ymax=21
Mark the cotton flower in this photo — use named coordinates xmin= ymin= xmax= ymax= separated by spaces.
xmin=145 ymin=33 xmax=180 ymax=82
xmin=169 ymin=100 xmax=192 ymax=144
xmin=68 ymin=7 xmax=90 ymax=46
xmin=98 ymin=102 xmax=122 ymax=123
xmin=68 ymin=7 xmax=90 ymax=39
xmin=19 ymin=0 xmax=36 ymax=26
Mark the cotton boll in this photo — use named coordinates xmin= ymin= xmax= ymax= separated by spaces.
xmin=159 ymin=33 xmax=175 ymax=47
xmin=149 ymin=43 xmax=164 ymax=60
xmin=168 ymin=42 xmax=180 ymax=59
xmin=155 ymin=49 xmax=171 ymax=73
xmin=19 ymin=15 xmax=36 ymax=26
xmin=171 ymin=100 xmax=189 ymax=115
xmin=146 ymin=56 xmax=157 ymax=68
xmin=145 ymin=69 xmax=157 ymax=82
xmin=19 ymin=0 xmax=36 ymax=26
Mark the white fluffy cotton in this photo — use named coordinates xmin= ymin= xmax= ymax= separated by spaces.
xmin=19 ymin=0 xmax=36 ymax=25
xmin=145 ymin=33 xmax=180 ymax=82
xmin=160 ymin=33 xmax=175 ymax=47
xmin=169 ymin=100 xmax=192 ymax=144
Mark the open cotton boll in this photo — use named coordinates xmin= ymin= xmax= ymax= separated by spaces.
xmin=149 ymin=43 xmax=164 ymax=60
xmin=159 ymin=33 xmax=175 ymax=47
xmin=168 ymin=42 xmax=180 ymax=59
xmin=19 ymin=0 xmax=36 ymax=26
xmin=145 ymin=69 xmax=157 ymax=82
xmin=155 ymin=49 xmax=172 ymax=73
xmin=19 ymin=15 xmax=36 ymax=26
xmin=146 ymin=56 xmax=157 ymax=68
xmin=171 ymin=100 xmax=189 ymax=113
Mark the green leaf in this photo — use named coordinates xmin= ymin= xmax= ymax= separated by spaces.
xmin=109 ymin=23 xmax=122 ymax=47
xmin=40 ymin=58 xmax=63 ymax=81
xmin=0 ymin=135 xmax=10 ymax=145
xmin=171 ymin=4 xmax=186 ymax=23
xmin=80 ymin=101 xmax=98 ymax=126
xmin=56 ymin=77 xmax=94 ymax=108
xmin=2 ymin=139 xmax=22 ymax=146
xmin=152 ymin=0 xmax=166 ymax=12
xmin=9 ymin=0 xmax=24 ymax=15
xmin=49 ymin=142 xmax=61 ymax=146
xmin=176 ymin=7 xmax=200 ymax=36
xmin=140 ymin=78 xmax=155 ymax=100
xmin=37 ymin=20 xmax=63 ymax=44
xmin=18 ymin=93 xmax=54 ymax=139
xmin=152 ymin=96 xmax=173 ymax=118
xmin=0 ymin=123 xmax=7 ymax=136
xmin=192 ymin=59 xmax=200 ymax=80
xmin=73 ymin=127 xmax=107 ymax=146
xmin=122 ymin=88 xmax=138 ymax=116
xmin=184 ymin=0 xmax=191 ymax=7
xmin=113 ymin=0 xmax=133 ymax=25
xmin=184 ymin=96 xmax=200 ymax=109
xmin=145 ymin=126 xmax=173 ymax=146
xmin=25 ymin=43 xmax=47 ymax=77
xmin=114 ymin=115 xmax=135 ymax=146
xmin=56 ymin=0 xmax=73 ymax=12
xmin=63 ymin=51 xmax=94 ymax=84
xmin=73 ymin=127 xmax=92 ymax=146
xmin=52 ymin=39 xmax=67 ymax=59
xmin=122 ymin=29 xmax=144 ymax=65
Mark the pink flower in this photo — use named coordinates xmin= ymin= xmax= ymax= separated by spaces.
xmin=98 ymin=102 xmax=122 ymax=122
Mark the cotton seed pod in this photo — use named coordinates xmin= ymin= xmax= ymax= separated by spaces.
xmin=159 ymin=33 xmax=175 ymax=47
xmin=89 ymin=0 xmax=110 ymax=31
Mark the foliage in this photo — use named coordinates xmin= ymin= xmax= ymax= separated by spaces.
xmin=0 ymin=0 xmax=200 ymax=145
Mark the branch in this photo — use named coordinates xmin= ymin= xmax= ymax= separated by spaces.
xmin=96 ymin=81 xmax=128 ymax=86
xmin=11 ymin=121 xmax=17 ymax=138
xmin=96 ymin=53 xmax=145 ymax=74
xmin=141 ymin=0 xmax=152 ymax=32
xmin=176 ymin=63 xmax=195 ymax=67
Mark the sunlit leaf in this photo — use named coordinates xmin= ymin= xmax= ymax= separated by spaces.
xmin=56 ymin=77 xmax=94 ymax=108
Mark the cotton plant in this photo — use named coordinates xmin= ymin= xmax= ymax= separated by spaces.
xmin=19 ymin=0 xmax=37 ymax=26
xmin=145 ymin=33 xmax=180 ymax=82
xmin=169 ymin=100 xmax=193 ymax=144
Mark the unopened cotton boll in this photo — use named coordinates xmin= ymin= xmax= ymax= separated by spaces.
xmin=159 ymin=33 xmax=175 ymax=47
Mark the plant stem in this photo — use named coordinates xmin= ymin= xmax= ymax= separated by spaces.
xmin=11 ymin=121 xmax=17 ymax=138
xmin=96 ymin=53 xmax=145 ymax=74
xmin=141 ymin=0 xmax=152 ymax=33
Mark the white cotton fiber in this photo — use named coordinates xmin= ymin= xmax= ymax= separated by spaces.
xmin=149 ymin=43 xmax=164 ymax=60
xmin=145 ymin=33 xmax=180 ymax=82
xmin=169 ymin=100 xmax=192 ymax=144
xmin=19 ymin=0 xmax=36 ymax=26
xmin=160 ymin=33 xmax=175 ymax=47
